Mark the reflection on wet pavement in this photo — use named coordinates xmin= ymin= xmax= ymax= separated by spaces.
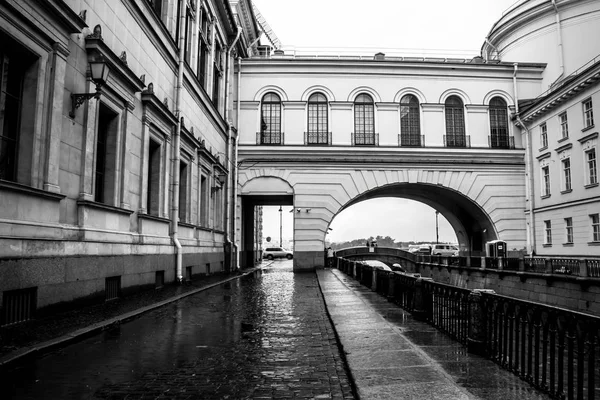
xmin=4 ymin=261 xmax=354 ymax=399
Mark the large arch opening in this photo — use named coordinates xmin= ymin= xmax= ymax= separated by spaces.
xmin=329 ymin=183 xmax=499 ymax=256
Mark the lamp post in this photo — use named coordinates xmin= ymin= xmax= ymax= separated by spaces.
xmin=435 ymin=211 xmax=439 ymax=244
xmin=279 ymin=206 xmax=283 ymax=247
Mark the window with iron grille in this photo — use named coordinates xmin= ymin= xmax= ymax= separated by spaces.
xmin=400 ymin=94 xmax=421 ymax=146
xmin=544 ymin=220 xmax=552 ymax=245
xmin=592 ymin=214 xmax=600 ymax=242
xmin=95 ymin=104 xmax=119 ymax=204
xmin=260 ymin=93 xmax=282 ymax=144
xmin=489 ymin=97 xmax=509 ymax=148
xmin=105 ymin=276 xmax=121 ymax=301
xmin=155 ymin=270 xmax=165 ymax=289
xmin=559 ymin=112 xmax=569 ymax=139
xmin=587 ymin=148 xmax=597 ymax=185
xmin=565 ymin=217 xmax=573 ymax=244
xmin=186 ymin=266 xmax=192 ymax=281
xmin=354 ymin=94 xmax=375 ymax=145
xmin=540 ymin=123 xmax=548 ymax=149
xmin=0 ymin=49 xmax=24 ymax=182
xmin=541 ymin=165 xmax=550 ymax=197
xmin=583 ymin=98 xmax=594 ymax=128
xmin=1 ymin=287 xmax=36 ymax=326
xmin=444 ymin=96 xmax=466 ymax=147
xmin=307 ymin=93 xmax=328 ymax=144
xmin=562 ymin=158 xmax=571 ymax=191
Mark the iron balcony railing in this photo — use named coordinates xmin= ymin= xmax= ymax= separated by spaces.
xmin=398 ymin=134 xmax=425 ymax=147
xmin=489 ymin=135 xmax=515 ymax=149
xmin=443 ymin=135 xmax=471 ymax=148
xmin=304 ymin=131 xmax=332 ymax=145
xmin=351 ymin=132 xmax=379 ymax=146
xmin=256 ymin=132 xmax=285 ymax=145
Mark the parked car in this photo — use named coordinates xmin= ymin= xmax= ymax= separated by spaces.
xmin=263 ymin=247 xmax=293 ymax=260
xmin=431 ymin=244 xmax=459 ymax=257
xmin=391 ymin=263 xmax=406 ymax=272
xmin=415 ymin=245 xmax=432 ymax=255
xmin=361 ymin=260 xmax=392 ymax=271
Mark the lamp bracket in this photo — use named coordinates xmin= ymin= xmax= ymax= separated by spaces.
xmin=69 ymin=85 xmax=102 ymax=118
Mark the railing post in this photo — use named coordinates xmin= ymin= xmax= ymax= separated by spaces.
xmin=467 ymin=289 xmax=495 ymax=355
xmin=388 ymin=272 xmax=396 ymax=300
xmin=579 ymin=259 xmax=588 ymax=278
xmin=412 ymin=277 xmax=433 ymax=321
xmin=544 ymin=258 xmax=553 ymax=274
xmin=466 ymin=256 xmax=471 ymax=267
xmin=481 ymin=256 xmax=486 ymax=269
xmin=519 ymin=257 xmax=525 ymax=272
xmin=352 ymin=261 xmax=357 ymax=278
xmin=372 ymin=268 xmax=377 ymax=291
xmin=498 ymin=257 xmax=504 ymax=270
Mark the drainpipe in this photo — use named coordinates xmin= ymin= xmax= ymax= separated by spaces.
xmin=233 ymin=56 xmax=242 ymax=268
xmin=513 ymin=63 xmax=536 ymax=256
xmin=551 ymin=0 xmax=565 ymax=84
xmin=223 ymin=26 xmax=242 ymax=271
xmin=172 ymin=0 xmax=186 ymax=283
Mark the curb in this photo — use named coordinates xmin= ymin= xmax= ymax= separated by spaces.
xmin=0 ymin=266 xmax=266 ymax=369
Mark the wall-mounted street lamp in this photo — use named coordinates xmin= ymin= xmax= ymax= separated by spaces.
xmin=69 ymin=59 xmax=110 ymax=118
xmin=279 ymin=206 xmax=283 ymax=247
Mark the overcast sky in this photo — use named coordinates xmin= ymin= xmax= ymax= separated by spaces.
xmin=253 ymin=0 xmax=519 ymax=244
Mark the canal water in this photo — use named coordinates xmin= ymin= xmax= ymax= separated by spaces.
xmin=4 ymin=261 xmax=354 ymax=399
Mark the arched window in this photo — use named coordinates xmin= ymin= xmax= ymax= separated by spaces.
xmin=400 ymin=94 xmax=421 ymax=146
xmin=354 ymin=94 xmax=375 ymax=145
xmin=260 ymin=92 xmax=282 ymax=145
xmin=307 ymin=93 xmax=329 ymax=145
xmin=489 ymin=97 xmax=510 ymax=148
xmin=444 ymin=96 xmax=466 ymax=147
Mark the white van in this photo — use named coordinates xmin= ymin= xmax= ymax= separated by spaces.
xmin=431 ymin=244 xmax=458 ymax=256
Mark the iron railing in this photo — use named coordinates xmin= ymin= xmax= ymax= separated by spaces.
xmin=443 ymin=135 xmax=471 ymax=148
xmin=398 ymin=134 xmax=425 ymax=147
xmin=488 ymin=135 xmax=515 ymax=149
xmin=351 ymin=132 xmax=379 ymax=146
xmin=304 ymin=131 xmax=332 ymax=145
xmin=256 ymin=132 xmax=285 ymax=145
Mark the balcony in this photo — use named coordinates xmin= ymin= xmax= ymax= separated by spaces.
xmin=398 ymin=134 xmax=425 ymax=147
xmin=351 ymin=132 xmax=379 ymax=146
xmin=304 ymin=131 xmax=332 ymax=145
xmin=488 ymin=135 xmax=515 ymax=149
xmin=256 ymin=132 xmax=284 ymax=145
xmin=443 ymin=135 xmax=471 ymax=148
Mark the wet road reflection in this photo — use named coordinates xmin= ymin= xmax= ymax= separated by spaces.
xmin=3 ymin=261 xmax=354 ymax=399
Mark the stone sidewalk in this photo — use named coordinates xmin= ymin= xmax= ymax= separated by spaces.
xmin=317 ymin=268 xmax=550 ymax=400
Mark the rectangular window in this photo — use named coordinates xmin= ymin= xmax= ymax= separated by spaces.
xmin=583 ymin=98 xmax=594 ymax=128
xmin=183 ymin=6 xmax=193 ymax=65
xmin=541 ymin=165 xmax=550 ymax=197
xmin=147 ymin=139 xmax=161 ymax=215
xmin=95 ymin=104 xmax=119 ymax=204
xmin=212 ymin=42 xmax=222 ymax=108
xmin=559 ymin=112 xmax=568 ymax=139
xmin=200 ymin=175 xmax=208 ymax=226
xmin=592 ymin=214 xmax=600 ymax=242
xmin=197 ymin=37 xmax=208 ymax=88
xmin=0 ymin=51 xmax=24 ymax=182
xmin=544 ymin=220 xmax=552 ymax=245
xmin=587 ymin=148 xmax=598 ymax=185
xmin=540 ymin=123 xmax=548 ymax=148
xmin=179 ymin=161 xmax=189 ymax=222
xmin=561 ymin=158 xmax=571 ymax=192
xmin=565 ymin=217 xmax=573 ymax=244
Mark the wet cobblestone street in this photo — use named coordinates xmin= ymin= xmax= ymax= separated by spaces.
xmin=4 ymin=262 xmax=355 ymax=399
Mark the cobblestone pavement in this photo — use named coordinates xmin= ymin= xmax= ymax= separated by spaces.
xmin=94 ymin=264 xmax=355 ymax=399
xmin=4 ymin=262 xmax=355 ymax=399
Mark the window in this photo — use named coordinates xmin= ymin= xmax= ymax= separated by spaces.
xmin=0 ymin=50 xmax=23 ymax=182
xmin=147 ymin=139 xmax=161 ymax=215
xmin=559 ymin=112 xmax=568 ymax=139
xmin=400 ymin=94 xmax=421 ymax=146
xmin=200 ymin=175 xmax=208 ymax=226
xmin=540 ymin=123 xmax=548 ymax=149
xmin=583 ymin=98 xmax=594 ymax=128
xmin=561 ymin=158 xmax=571 ymax=192
xmin=212 ymin=41 xmax=222 ymax=108
xmin=489 ymin=97 xmax=509 ymax=148
xmin=586 ymin=148 xmax=597 ymax=185
xmin=196 ymin=7 xmax=209 ymax=88
xmin=544 ymin=220 xmax=552 ymax=245
xmin=260 ymin=93 xmax=282 ymax=144
xmin=444 ymin=96 xmax=466 ymax=147
xmin=592 ymin=214 xmax=600 ymax=242
xmin=541 ymin=165 xmax=550 ymax=197
xmin=565 ymin=217 xmax=573 ymax=244
xmin=354 ymin=94 xmax=375 ymax=145
xmin=95 ymin=104 xmax=119 ymax=204
xmin=179 ymin=161 xmax=189 ymax=222
xmin=307 ymin=93 xmax=328 ymax=144
xmin=183 ymin=5 xmax=193 ymax=65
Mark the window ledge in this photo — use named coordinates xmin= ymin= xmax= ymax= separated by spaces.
xmin=562 ymin=242 xmax=574 ymax=247
xmin=543 ymin=244 xmax=553 ymax=247
xmin=588 ymin=241 xmax=600 ymax=246
xmin=560 ymin=189 xmax=573 ymax=194
xmin=585 ymin=183 xmax=599 ymax=189
xmin=76 ymin=200 xmax=134 ymax=215
xmin=541 ymin=194 xmax=551 ymax=199
xmin=178 ymin=221 xmax=197 ymax=229
xmin=197 ymin=226 xmax=211 ymax=232
xmin=539 ymin=146 xmax=548 ymax=152
xmin=557 ymin=136 xmax=569 ymax=143
xmin=0 ymin=179 xmax=66 ymax=201
xmin=582 ymin=124 xmax=595 ymax=133
xmin=138 ymin=213 xmax=171 ymax=224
